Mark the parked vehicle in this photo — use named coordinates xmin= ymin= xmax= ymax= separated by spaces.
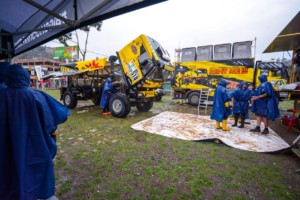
xmin=58 ymin=34 xmax=174 ymax=117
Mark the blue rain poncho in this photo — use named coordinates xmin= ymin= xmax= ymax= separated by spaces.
xmin=250 ymin=74 xmax=280 ymax=120
xmin=0 ymin=64 xmax=70 ymax=200
xmin=230 ymin=81 xmax=254 ymax=118
xmin=0 ymin=62 xmax=9 ymax=89
xmin=210 ymin=79 xmax=232 ymax=122
xmin=99 ymin=78 xmax=113 ymax=109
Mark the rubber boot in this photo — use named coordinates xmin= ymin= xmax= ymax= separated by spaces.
xmin=232 ymin=114 xmax=238 ymax=127
xmin=238 ymin=118 xmax=245 ymax=128
xmin=261 ymin=128 xmax=269 ymax=134
xmin=216 ymin=121 xmax=222 ymax=129
xmin=222 ymin=120 xmax=230 ymax=131
xmin=250 ymin=126 xmax=260 ymax=132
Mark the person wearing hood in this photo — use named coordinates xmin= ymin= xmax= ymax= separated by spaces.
xmin=250 ymin=74 xmax=280 ymax=134
xmin=0 ymin=62 xmax=9 ymax=89
xmin=210 ymin=79 xmax=232 ymax=131
xmin=100 ymin=77 xmax=113 ymax=115
xmin=230 ymin=81 xmax=254 ymax=128
xmin=0 ymin=64 xmax=70 ymax=200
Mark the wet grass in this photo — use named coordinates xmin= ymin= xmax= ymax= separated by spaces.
xmin=46 ymin=90 xmax=300 ymax=200
xmin=42 ymin=89 xmax=61 ymax=99
xmin=278 ymin=100 xmax=295 ymax=110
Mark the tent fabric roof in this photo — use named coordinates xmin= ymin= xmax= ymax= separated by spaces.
xmin=0 ymin=0 xmax=166 ymax=59
xmin=264 ymin=11 xmax=300 ymax=53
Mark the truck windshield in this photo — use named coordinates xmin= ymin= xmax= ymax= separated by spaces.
xmin=147 ymin=36 xmax=171 ymax=63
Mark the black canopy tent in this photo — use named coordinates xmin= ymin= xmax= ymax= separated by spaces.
xmin=264 ymin=11 xmax=300 ymax=106
xmin=0 ymin=0 xmax=166 ymax=60
xmin=264 ymin=11 xmax=300 ymax=53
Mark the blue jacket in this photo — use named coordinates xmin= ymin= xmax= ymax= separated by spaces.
xmin=250 ymin=74 xmax=280 ymax=120
xmin=0 ymin=83 xmax=5 ymax=89
xmin=210 ymin=79 xmax=232 ymax=122
xmin=0 ymin=64 xmax=70 ymax=200
xmin=100 ymin=78 xmax=113 ymax=109
xmin=231 ymin=81 xmax=254 ymax=118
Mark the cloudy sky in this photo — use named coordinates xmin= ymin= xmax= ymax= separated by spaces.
xmin=48 ymin=0 xmax=300 ymax=62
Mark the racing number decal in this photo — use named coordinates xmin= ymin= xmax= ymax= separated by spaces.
xmin=127 ymin=62 xmax=140 ymax=81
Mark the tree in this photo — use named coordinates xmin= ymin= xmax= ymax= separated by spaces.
xmin=56 ymin=22 xmax=103 ymax=60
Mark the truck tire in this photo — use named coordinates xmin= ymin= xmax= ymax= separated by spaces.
xmin=63 ymin=91 xmax=78 ymax=109
xmin=188 ymin=92 xmax=199 ymax=106
xmin=154 ymin=96 xmax=162 ymax=101
xmin=109 ymin=93 xmax=131 ymax=118
xmin=136 ymin=101 xmax=153 ymax=112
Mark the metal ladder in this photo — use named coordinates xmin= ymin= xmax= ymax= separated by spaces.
xmin=198 ymin=89 xmax=210 ymax=115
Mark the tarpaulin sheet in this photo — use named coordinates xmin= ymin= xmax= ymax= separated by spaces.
xmin=131 ymin=111 xmax=290 ymax=152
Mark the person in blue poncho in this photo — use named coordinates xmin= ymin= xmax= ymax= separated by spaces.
xmin=0 ymin=62 xmax=9 ymax=89
xmin=250 ymin=74 xmax=280 ymax=134
xmin=0 ymin=64 xmax=70 ymax=200
xmin=210 ymin=79 xmax=232 ymax=131
xmin=230 ymin=81 xmax=255 ymax=128
xmin=100 ymin=77 xmax=113 ymax=115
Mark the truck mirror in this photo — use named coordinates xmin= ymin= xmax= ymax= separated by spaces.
xmin=109 ymin=55 xmax=118 ymax=63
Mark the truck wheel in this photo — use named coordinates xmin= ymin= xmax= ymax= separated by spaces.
xmin=109 ymin=93 xmax=131 ymax=118
xmin=136 ymin=101 xmax=153 ymax=112
xmin=188 ymin=92 xmax=199 ymax=106
xmin=63 ymin=91 xmax=78 ymax=109
xmin=154 ymin=96 xmax=162 ymax=101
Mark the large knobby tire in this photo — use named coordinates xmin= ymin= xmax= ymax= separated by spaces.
xmin=63 ymin=91 xmax=78 ymax=109
xmin=136 ymin=100 xmax=153 ymax=112
xmin=109 ymin=93 xmax=131 ymax=118
xmin=188 ymin=92 xmax=199 ymax=106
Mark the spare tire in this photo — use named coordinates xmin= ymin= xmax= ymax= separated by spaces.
xmin=109 ymin=92 xmax=131 ymax=118
xmin=188 ymin=92 xmax=199 ymax=106
xmin=63 ymin=91 xmax=78 ymax=109
xmin=136 ymin=101 xmax=153 ymax=112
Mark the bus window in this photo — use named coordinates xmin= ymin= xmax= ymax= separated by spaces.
xmin=214 ymin=43 xmax=232 ymax=60
xmin=196 ymin=45 xmax=213 ymax=61
xmin=232 ymin=41 xmax=252 ymax=59
xmin=181 ymin=47 xmax=196 ymax=62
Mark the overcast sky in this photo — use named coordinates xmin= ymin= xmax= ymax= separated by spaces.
xmin=48 ymin=0 xmax=300 ymax=62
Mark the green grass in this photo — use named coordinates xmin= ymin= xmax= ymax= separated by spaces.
xmin=44 ymin=91 xmax=300 ymax=199
xmin=278 ymin=100 xmax=295 ymax=110
xmin=43 ymin=89 xmax=61 ymax=99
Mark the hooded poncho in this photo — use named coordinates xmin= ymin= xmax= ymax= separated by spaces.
xmin=250 ymin=74 xmax=280 ymax=120
xmin=99 ymin=77 xmax=113 ymax=109
xmin=0 ymin=64 xmax=70 ymax=199
xmin=210 ymin=79 xmax=232 ymax=122
xmin=230 ymin=81 xmax=254 ymax=118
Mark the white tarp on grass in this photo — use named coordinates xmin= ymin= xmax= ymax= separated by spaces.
xmin=131 ymin=111 xmax=290 ymax=152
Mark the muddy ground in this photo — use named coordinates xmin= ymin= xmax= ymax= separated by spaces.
xmin=53 ymin=95 xmax=300 ymax=200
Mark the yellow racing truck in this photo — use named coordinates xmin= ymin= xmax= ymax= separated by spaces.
xmin=59 ymin=34 xmax=173 ymax=117
xmin=253 ymin=61 xmax=289 ymax=89
xmin=171 ymin=41 xmax=289 ymax=105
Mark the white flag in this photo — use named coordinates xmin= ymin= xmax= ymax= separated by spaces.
xmin=35 ymin=66 xmax=42 ymax=81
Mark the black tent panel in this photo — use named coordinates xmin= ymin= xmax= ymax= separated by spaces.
xmin=0 ymin=0 xmax=167 ymax=59
xmin=264 ymin=11 xmax=300 ymax=53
